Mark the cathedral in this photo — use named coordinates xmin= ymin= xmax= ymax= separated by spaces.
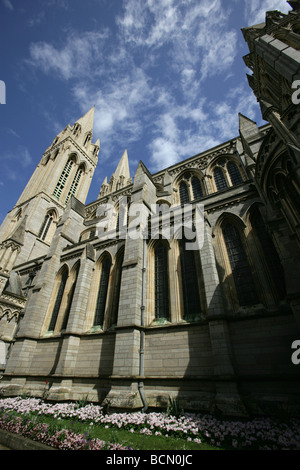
xmin=0 ymin=2 xmax=300 ymax=417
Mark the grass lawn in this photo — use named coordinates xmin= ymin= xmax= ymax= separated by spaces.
xmin=40 ymin=415 xmax=222 ymax=450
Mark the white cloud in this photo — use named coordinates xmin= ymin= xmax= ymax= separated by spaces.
xmin=72 ymin=67 xmax=155 ymax=159
xmin=28 ymin=30 xmax=109 ymax=80
xmin=244 ymin=0 xmax=291 ymax=26
xmin=147 ymin=80 xmax=261 ymax=172
xmin=1 ymin=146 xmax=32 ymax=170
xmin=24 ymin=0 xmax=265 ymax=176
xmin=199 ymin=30 xmax=238 ymax=80
xmin=117 ymin=0 xmax=238 ymax=82
xmin=151 ymin=137 xmax=180 ymax=169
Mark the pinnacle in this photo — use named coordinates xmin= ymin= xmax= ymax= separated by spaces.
xmin=113 ymin=149 xmax=130 ymax=181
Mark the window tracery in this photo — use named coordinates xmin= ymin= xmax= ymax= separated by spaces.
xmin=93 ymin=256 xmax=111 ymax=328
xmin=154 ymin=241 xmax=170 ymax=321
xmin=38 ymin=210 xmax=56 ymax=241
xmin=178 ymin=172 xmax=204 ymax=205
xmin=212 ymin=158 xmax=244 ymax=192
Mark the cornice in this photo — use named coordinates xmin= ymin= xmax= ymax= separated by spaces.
xmin=0 ymin=292 xmax=26 ymax=308
xmin=152 ymin=141 xmax=237 ymax=182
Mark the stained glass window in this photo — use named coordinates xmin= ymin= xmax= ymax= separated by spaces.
xmin=154 ymin=242 xmax=170 ymax=320
xmin=179 ymin=240 xmax=201 ymax=320
xmin=179 ymin=181 xmax=190 ymax=204
xmin=227 ymin=162 xmax=243 ymax=186
xmin=94 ymin=257 xmax=111 ymax=327
xmin=48 ymin=268 xmax=68 ymax=331
xmin=111 ymin=250 xmax=124 ymax=326
xmin=214 ymin=168 xmax=227 ymax=191
xmin=223 ymin=223 xmax=258 ymax=306
xmin=191 ymin=177 xmax=203 ymax=200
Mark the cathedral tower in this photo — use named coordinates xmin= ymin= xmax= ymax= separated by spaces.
xmin=0 ymin=107 xmax=100 ymax=271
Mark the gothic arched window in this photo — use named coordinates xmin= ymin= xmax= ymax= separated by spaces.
xmin=61 ymin=262 xmax=80 ymax=331
xmin=65 ymin=165 xmax=84 ymax=204
xmin=94 ymin=256 xmax=111 ymax=328
xmin=191 ymin=177 xmax=203 ymax=200
xmin=84 ymin=132 xmax=92 ymax=147
xmin=179 ymin=181 xmax=190 ymax=204
xmin=227 ymin=162 xmax=243 ymax=186
xmin=110 ymin=249 xmax=124 ymax=327
xmin=53 ymin=158 xmax=74 ymax=200
xmin=48 ymin=267 xmax=68 ymax=331
xmin=214 ymin=167 xmax=227 ymax=191
xmin=38 ymin=210 xmax=56 ymax=241
xmin=212 ymin=159 xmax=244 ymax=192
xmin=73 ymin=123 xmax=81 ymax=136
xmin=154 ymin=242 xmax=170 ymax=321
xmin=179 ymin=240 xmax=201 ymax=321
xmin=223 ymin=223 xmax=258 ymax=307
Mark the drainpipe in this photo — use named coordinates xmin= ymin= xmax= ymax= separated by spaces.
xmin=138 ymin=236 xmax=148 ymax=412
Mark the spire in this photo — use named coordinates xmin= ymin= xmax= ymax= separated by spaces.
xmin=239 ymin=113 xmax=259 ymax=139
xmin=75 ymin=106 xmax=95 ymax=134
xmin=98 ymin=149 xmax=131 ymax=198
xmin=239 ymin=114 xmax=262 ymax=163
xmin=113 ymin=149 xmax=130 ymax=182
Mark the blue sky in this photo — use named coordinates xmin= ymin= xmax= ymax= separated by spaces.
xmin=0 ymin=0 xmax=291 ymax=224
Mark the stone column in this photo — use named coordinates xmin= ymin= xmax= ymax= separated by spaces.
xmin=199 ymin=220 xmax=224 ymax=318
xmin=107 ymin=162 xmax=156 ymax=409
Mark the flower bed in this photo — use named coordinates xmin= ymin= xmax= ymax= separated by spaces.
xmin=0 ymin=398 xmax=130 ymax=450
xmin=0 ymin=397 xmax=300 ymax=450
xmin=0 ymin=412 xmax=129 ymax=450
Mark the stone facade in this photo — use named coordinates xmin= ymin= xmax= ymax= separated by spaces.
xmin=0 ymin=3 xmax=300 ymax=417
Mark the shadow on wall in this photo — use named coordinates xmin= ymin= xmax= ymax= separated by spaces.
xmin=173 ymin=219 xmax=300 ymax=418
xmin=94 ymin=331 xmax=116 ymax=405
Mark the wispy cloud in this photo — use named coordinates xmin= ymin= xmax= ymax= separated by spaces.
xmin=6 ymin=128 xmax=20 ymax=139
xmin=117 ymin=0 xmax=238 ymax=82
xmin=147 ymin=79 xmax=260 ymax=172
xmin=28 ymin=30 xmax=109 ymax=80
xmin=72 ymin=66 xmax=155 ymax=147
xmin=244 ymin=0 xmax=291 ymax=26
xmin=1 ymin=146 xmax=33 ymax=172
xmin=2 ymin=0 xmax=13 ymax=11
xmin=24 ymin=0 xmax=264 ymax=173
